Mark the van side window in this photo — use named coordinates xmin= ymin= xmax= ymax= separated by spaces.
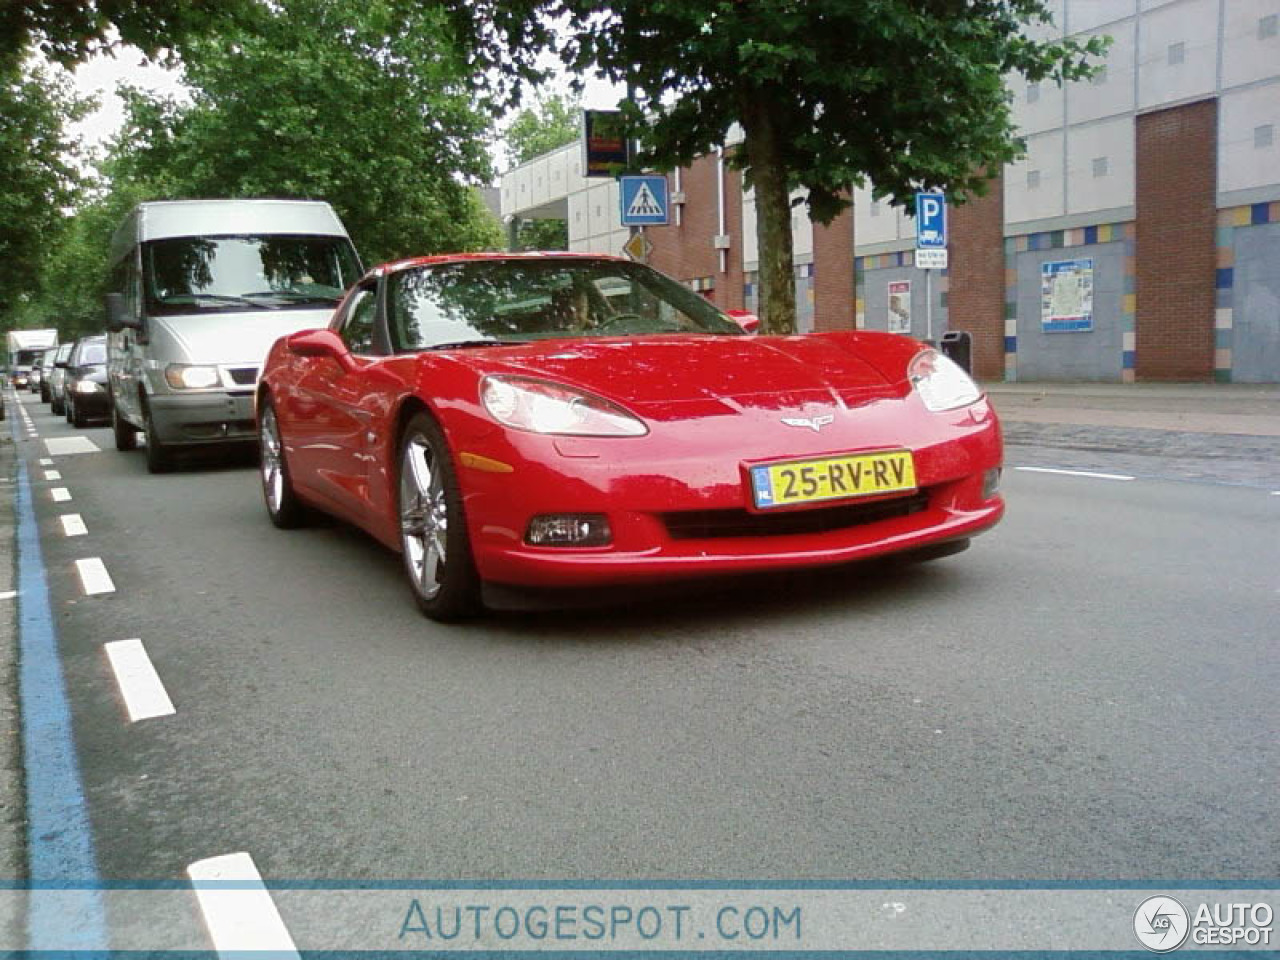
xmin=340 ymin=286 xmax=377 ymax=355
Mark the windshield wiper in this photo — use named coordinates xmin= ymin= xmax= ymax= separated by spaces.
xmin=239 ymin=290 xmax=342 ymax=304
xmin=425 ymin=340 xmax=513 ymax=351
xmin=160 ymin=293 xmax=283 ymax=310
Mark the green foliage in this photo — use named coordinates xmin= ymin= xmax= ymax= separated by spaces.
xmin=0 ymin=1 xmax=257 ymax=77
xmin=503 ymin=92 xmax=581 ymax=167
xmin=104 ymin=0 xmax=501 ymax=265
xmin=0 ymin=61 xmax=91 ymax=330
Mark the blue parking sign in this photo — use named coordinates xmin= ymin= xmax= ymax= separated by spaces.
xmin=620 ymin=176 xmax=669 ymax=226
xmin=915 ymin=192 xmax=947 ymax=249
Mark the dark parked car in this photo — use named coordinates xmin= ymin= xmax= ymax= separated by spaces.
xmin=48 ymin=342 xmax=74 ymax=415
xmin=63 ymin=336 xmax=109 ymax=428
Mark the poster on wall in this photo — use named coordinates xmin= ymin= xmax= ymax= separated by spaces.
xmin=887 ymin=280 xmax=912 ymax=334
xmin=1041 ymin=258 xmax=1094 ymax=332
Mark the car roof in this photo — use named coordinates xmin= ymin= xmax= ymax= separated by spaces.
xmin=366 ymin=251 xmax=630 ymax=282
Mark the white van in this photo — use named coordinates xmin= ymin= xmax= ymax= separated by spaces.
xmin=105 ymin=199 xmax=362 ymax=472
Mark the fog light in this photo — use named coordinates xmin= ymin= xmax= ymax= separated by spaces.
xmin=982 ymin=468 xmax=1001 ymax=499
xmin=525 ymin=514 xmax=612 ymax=547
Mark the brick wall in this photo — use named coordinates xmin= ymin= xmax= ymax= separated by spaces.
xmin=946 ymin=173 xmax=1006 ymax=381
xmin=812 ymin=204 xmax=855 ymax=331
xmin=1135 ymin=99 xmax=1217 ymax=381
xmin=647 ymin=153 xmax=744 ymax=311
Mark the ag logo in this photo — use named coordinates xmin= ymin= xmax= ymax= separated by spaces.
xmin=1134 ymin=896 xmax=1190 ymax=952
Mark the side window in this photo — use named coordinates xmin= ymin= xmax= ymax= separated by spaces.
xmin=340 ymin=286 xmax=377 ymax=355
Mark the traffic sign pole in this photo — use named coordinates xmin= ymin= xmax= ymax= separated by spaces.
xmin=914 ymin=192 xmax=947 ymax=342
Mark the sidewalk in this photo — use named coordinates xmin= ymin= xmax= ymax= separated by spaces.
xmin=984 ymin=382 xmax=1280 ymax=437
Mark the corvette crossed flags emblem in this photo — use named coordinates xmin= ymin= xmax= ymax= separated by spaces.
xmin=780 ymin=414 xmax=835 ymax=432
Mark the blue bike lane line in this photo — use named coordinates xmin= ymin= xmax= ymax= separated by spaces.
xmin=7 ymin=406 xmax=108 ymax=948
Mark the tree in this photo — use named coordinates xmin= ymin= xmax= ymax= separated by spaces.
xmin=104 ymin=0 xmax=503 ymax=264
xmin=503 ymin=92 xmax=580 ymax=250
xmin=461 ymin=0 xmax=1105 ymax=333
xmin=0 ymin=1 xmax=257 ymax=77
xmin=0 ymin=61 xmax=91 ymax=329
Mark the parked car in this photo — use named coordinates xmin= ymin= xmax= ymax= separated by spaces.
xmin=48 ymin=342 xmax=74 ymax=415
xmin=28 ymin=348 xmax=49 ymax=393
xmin=257 ymin=253 xmax=1004 ymax=621
xmin=38 ymin=347 xmax=59 ymax=402
xmin=63 ymin=336 xmax=109 ymax=428
xmin=104 ymin=198 xmax=361 ymax=472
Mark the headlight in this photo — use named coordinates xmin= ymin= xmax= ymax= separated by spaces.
xmin=908 ymin=348 xmax=982 ymax=412
xmin=480 ymin=376 xmax=648 ymax=437
xmin=74 ymin=380 xmax=102 ymax=394
xmin=164 ymin=364 xmax=221 ymax=390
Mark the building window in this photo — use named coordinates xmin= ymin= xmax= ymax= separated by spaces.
xmin=1092 ymin=156 xmax=1109 ymax=178
xmin=1091 ymin=65 xmax=1108 ymax=86
xmin=1027 ymin=169 xmax=1041 ymax=190
xmin=1027 ymin=82 xmax=1040 ymax=103
xmin=1256 ymin=124 xmax=1275 ymax=149
xmin=1167 ymin=41 xmax=1185 ymax=66
xmin=1260 ymin=14 xmax=1278 ymax=39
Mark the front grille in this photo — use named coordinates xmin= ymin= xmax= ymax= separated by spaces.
xmin=227 ymin=366 xmax=258 ymax=386
xmin=661 ymin=490 xmax=931 ymax=540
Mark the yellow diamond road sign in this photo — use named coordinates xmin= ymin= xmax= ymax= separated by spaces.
xmin=623 ymin=231 xmax=653 ymax=263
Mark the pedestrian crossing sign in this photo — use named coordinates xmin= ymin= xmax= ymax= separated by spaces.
xmin=620 ymin=175 xmax=669 ymax=226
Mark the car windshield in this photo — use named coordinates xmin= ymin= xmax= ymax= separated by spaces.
xmin=387 ymin=259 xmax=744 ymax=351
xmin=143 ymin=234 xmax=360 ymax=315
xmin=75 ymin=342 xmax=107 ymax=365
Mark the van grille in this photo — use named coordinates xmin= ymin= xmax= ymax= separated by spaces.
xmin=661 ymin=490 xmax=931 ymax=540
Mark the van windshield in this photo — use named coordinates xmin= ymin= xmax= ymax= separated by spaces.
xmin=143 ymin=234 xmax=360 ymax=315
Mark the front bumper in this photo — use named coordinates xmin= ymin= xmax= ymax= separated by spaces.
xmin=69 ymin=389 xmax=111 ymax=417
xmin=453 ymin=396 xmax=1005 ymax=588
xmin=148 ymin=391 xmax=257 ymax=446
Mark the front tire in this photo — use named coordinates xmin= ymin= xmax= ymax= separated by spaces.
xmin=111 ymin=399 xmax=137 ymax=451
xmin=397 ymin=413 xmax=480 ymax=621
xmin=258 ymin=398 xmax=310 ymax=528
xmin=143 ymin=400 xmax=175 ymax=474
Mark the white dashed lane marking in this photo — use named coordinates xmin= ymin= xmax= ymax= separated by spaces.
xmin=38 ymin=458 xmax=53 ymax=466
xmin=43 ymin=470 xmax=61 ymax=481
xmin=1015 ymin=466 xmax=1135 ymax=482
xmin=74 ymin=558 xmax=115 ymax=596
xmin=44 ymin=437 xmax=101 ymax=456
xmin=187 ymin=852 xmax=300 ymax=955
xmin=60 ymin=514 xmax=88 ymax=537
xmin=103 ymin=639 xmax=176 ymax=722
xmin=50 ymin=488 xmax=71 ymax=503
xmin=0 ymin=591 xmax=16 ymax=602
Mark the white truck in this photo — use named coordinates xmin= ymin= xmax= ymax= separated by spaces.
xmin=6 ymin=328 xmax=59 ymax=390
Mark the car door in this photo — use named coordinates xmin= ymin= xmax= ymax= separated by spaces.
xmin=288 ymin=281 xmax=380 ymax=518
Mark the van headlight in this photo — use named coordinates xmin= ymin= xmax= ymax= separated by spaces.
xmin=908 ymin=348 xmax=982 ymax=412
xmin=164 ymin=364 xmax=221 ymax=390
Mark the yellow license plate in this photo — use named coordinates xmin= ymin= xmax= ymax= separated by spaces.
xmin=749 ymin=450 xmax=916 ymax=509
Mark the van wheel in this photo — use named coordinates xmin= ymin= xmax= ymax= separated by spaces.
xmin=143 ymin=402 xmax=175 ymax=473
xmin=112 ymin=400 xmax=137 ymax=451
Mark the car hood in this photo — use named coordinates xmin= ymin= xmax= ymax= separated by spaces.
xmin=457 ymin=335 xmax=905 ymax=413
xmin=151 ymin=308 xmax=336 ymax=366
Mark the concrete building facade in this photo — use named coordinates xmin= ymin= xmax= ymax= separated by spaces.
xmin=499 ymin=0 xmax=1280 ymax=382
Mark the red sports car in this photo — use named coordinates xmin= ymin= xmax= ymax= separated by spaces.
xmin=257 ymin=253 xmax=1003 ymax=620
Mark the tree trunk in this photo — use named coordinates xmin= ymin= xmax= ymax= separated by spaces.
xmin=743 ymin=96 xmax=796 ymax=335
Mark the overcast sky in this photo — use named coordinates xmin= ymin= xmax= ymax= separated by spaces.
xmin=66 ymin=45 xmax=624 ymax=173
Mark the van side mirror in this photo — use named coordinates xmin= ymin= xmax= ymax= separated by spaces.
xmin=286 ymin=328 xmax=357 ymax=373
xmin=104 ymin=293 xmax=140 ymax=332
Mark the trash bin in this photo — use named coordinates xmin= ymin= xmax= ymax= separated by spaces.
xmin=940 ymin=330 xmax=972 ymax=375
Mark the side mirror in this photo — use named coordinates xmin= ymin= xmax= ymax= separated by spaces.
xmin=286 ymin=328 xmax=357 ymax=373
xmin=54 ymin=360 xmax=69 ymax=369
xmin=104 ymin=293 xmax=140 ymax=332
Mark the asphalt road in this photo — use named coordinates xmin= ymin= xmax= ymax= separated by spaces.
xmin=4 ymin=388 xmax=1278 ymax=943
